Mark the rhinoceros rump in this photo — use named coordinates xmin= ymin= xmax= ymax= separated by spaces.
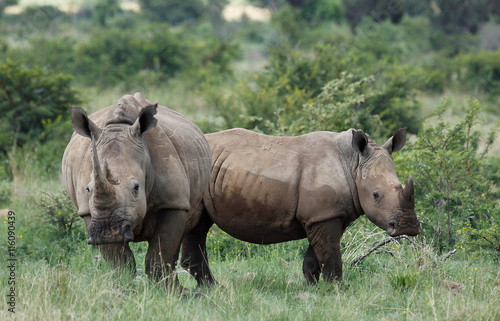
xmin=62 ymin=93 xmax=211 ymax=289
xmin=181 ymin=128 xmax=420 ymax=284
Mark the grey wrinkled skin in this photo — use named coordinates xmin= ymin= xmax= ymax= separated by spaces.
xmin=182 ymin=128 xmax=420 ymax=285
xmin=62 ymin=93 xmax=211 ymax=290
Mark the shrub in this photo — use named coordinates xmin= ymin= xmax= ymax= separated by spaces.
xmin=0 ymin=60 xmax=80 ymax=155
xmin=289 ymin=72 xmax=383 ymax=136
xmin=450 ymin=50 xmax=500 ymax=96
xmin=458 ymin=220 xmax=500 ymax=256
xmin=20 ymin=191 xmax=87 ymax=264
xmin=138 ymin=0 xmax=204 ymax=24
xmin=396 ymin=99 xmax=499 ymax=252
xmin=207 ymin=41 xmax=422 ymax=137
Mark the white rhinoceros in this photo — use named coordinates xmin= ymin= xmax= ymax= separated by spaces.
xmin=62 ymin=93 xmax=211 ymax=289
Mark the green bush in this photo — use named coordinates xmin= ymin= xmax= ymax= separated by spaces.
xmin=209 ymin=45 xmax=423 ymax=138
xmin=138 ymin=0 xmax=204 ymax=24
xmin=450 ymin=50 xmax=500 ymax=96
xmin=457 ymin=219 xmax=500 ymax=255
xmin=17 ymin=5 xmax=66 ymax=32
xmin=289 ymin=72 xmax=383 ymax=135
xmin=365 ymin=63 xmax=423 ymax=135
xmin=73 ymin=25 xmax=198 ymax=87
xmin=20 ymin=191 xmax=87 ymax=264
xmin=396 ymin=99 xmax=499 ymax=252
xmin=12 ymin=37 xmax=78 ymax=75
xmin=2 ymin=18 xmax=239 ymax=89
xmin=0 ymin=60 xmax=80 ymax=155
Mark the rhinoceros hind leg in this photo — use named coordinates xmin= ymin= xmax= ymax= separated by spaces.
xmin=181 ymin=211 xmax=217 ymax=287
xmin=302 ymin=244 xmax=321 ymax=284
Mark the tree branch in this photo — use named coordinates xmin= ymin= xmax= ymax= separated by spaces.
xmin=351 ymin=235 xmax=406 ymax=265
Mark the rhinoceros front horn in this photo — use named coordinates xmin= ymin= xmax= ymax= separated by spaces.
xmin=401 ymin=176 xmax=415 ymax=204
xmin=91 ymin=135 xmax=116 ymax=207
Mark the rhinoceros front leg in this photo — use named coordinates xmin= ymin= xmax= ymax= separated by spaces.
xmin=97 ymin=243 xmax=136 ymax=274
xmin=305 ymin=218 xmax=344 ymax=282
xmin=302 ymin=245 xmax=320 ymax=284
xmin=145 ymin=209 xmax=186 ymax=290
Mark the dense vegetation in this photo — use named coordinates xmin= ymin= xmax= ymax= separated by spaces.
xmin=0 ymin=0 xmax=498 ymax=319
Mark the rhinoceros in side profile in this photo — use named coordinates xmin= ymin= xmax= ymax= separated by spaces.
xmin=181 ymin=128 xmax=420 ymax=284
xmin=62 ymin=93 xmax=211 ymax=289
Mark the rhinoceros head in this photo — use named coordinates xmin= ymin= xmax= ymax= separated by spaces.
xmin=352 ymin=128 xmax=420 ymax=237
xmin=71 ymin=104 xmax=158 ymax=245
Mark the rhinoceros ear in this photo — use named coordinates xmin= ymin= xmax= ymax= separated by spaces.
xmin=131 ymin=104 xmax=158 ymax=136
xmin=382 ymin=128 xmax=406 ymax=154
xmin=352 ymin=130 xmax=370 ymax=156
xmin=71 ymin=107 xmax=101 ymax=139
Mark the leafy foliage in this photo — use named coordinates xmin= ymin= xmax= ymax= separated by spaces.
xmin=426 ymin=0 xmax=500 ymax=35
xmin=19 ymin=191 xmax=87 ymax=264
xmin=449 ymin=50 xmax=500 ymax=96
xmin=93 ymin=0 xmax=121 ymax=26
xmin=458 ymin=220 xmax=500 ymax=255
xmin=397 ymin=99 xmax=499 ymax=252
xmin=209 ymin=43 xmax=422 ymax=138
xmin=73 ymin=26 xmax=194 ymax=87
xmin=342 ymin=0 xmax=404 ymax=31
xmin=138 ymin=0 xmax=204 ymax=24
xmin=0 ymin=60 xmax=80 ymax=155
xmin=289 ymin=72 xmax=382 ymax=135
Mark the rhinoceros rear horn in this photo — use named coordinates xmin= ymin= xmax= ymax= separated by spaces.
xmin=401 ymin=176 xmax=415 ymax=204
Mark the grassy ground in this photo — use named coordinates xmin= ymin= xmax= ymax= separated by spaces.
xmin=1 ymin=236 xmax=498 ymax=320
xmin=1 ymin=183 xmax=499 ymax=321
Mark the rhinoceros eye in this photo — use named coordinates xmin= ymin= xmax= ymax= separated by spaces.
xmin=132 ymin=183 xmax=140 ymax=196
xmin=85 ymin=185 xmax=91 ymax=193
xmin=373 ymin=190 xmax=381 ymax=203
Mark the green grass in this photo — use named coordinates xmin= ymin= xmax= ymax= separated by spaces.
xmin=1 ymin=184 xmax=499 ymax=321
xmin=1 ymin=240 xmax=498 ymax=320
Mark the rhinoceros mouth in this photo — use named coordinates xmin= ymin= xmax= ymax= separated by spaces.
xmin=386 ymin=222 xmax=420 ymax=237
xmin=86 ymin=222 xmax=134 ymax=245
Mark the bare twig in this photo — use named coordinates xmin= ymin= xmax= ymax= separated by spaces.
xmin=351 ymin=235 xmax=403 ymax=265
xmin=374 ymin=250 xmax=396 ymax=257
xmin=442 ymin=249 xmax=457 ymax=261
xmin=350 ymin=235 xmax=431 ymax=266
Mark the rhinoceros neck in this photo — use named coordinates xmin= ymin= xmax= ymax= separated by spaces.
xmin=338 ymin=145 xmax=363 ymax=218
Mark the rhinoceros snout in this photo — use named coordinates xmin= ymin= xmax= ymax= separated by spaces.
xmin=87 ymin=223 xmax=134 ymax=245
xmin=387 ymin=221 xmax=420 ymax=237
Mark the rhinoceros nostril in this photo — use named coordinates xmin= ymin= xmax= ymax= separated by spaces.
xmin=122 ymin=225 xmax=134 ymax=242
xmin=387 ymin=222 xmax=397 ymax=236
